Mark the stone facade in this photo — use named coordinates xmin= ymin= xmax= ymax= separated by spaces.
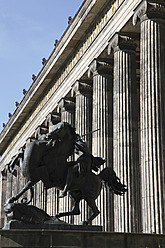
xmin=0 ymin=0 xmax=165 ymax=234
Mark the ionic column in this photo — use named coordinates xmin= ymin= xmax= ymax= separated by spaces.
xmin=108 ymin=33 xmax=140 ymax=232
xmin=72 ymin=80 xmax=92 ymax=150
xmin=133 ymin=1 xmax=165 ymax=234
xmin=88 ymin=59 xmax=113 ymax=231
xmin=58 ymin=97 xmax=75 ymax=126
xmin=72 ymin=80 xmax=92 ymax=224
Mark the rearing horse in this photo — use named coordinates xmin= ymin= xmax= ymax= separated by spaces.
xmin=7 ymin=122 xmax=127 ymax=225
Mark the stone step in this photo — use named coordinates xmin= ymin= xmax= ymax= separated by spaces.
xmin=0 ymin=230 xmax=165 ymax=248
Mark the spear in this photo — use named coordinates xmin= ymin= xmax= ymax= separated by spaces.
xmin=80 ymin=128 xmax=100 ymax=138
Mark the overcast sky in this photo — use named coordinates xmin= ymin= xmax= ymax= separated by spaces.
xmin=0 ymin=0 xmax=83 ymax=132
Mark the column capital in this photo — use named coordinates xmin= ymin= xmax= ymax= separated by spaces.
xmin=108 ymin=33 xmax=137 ymax=55
xmin=72 ymin=80 xmax=92 ymax=96
xmin=133 ymin=1 xmax=165 ymax=25
xmin=45 ymin=112 xmax=61 ymax=127
xmin=88 ymin=59 xmax=113 ymax=78
xmin=58 ymin=97 xmax=75 ymax=113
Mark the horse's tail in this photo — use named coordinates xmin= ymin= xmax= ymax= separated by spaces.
xmin=99 ymin=167 xmax=127 ymax=195
xmin=21 ymin=187 xmax=34 ymax=204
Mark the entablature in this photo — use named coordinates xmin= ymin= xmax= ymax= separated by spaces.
xmin=0 ymin=0 xmax=142 ymax=164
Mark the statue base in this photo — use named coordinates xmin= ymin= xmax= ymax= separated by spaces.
xmin=0 ymin=229 xmax=165 ymax=248
xmin=3 ymin=219 xmax=102 ymax=231
xmin=3 ymin=200 xmax=102 ymax=231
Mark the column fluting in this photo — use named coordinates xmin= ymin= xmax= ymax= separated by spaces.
xmin=72 ymin=80 xmax=92 ymax=224
xmin=108 ymin=33 xmax=140 ymax=232
xmin=88 ymin=59 xmax=113 ymax=231
xmin=72 ymin=80 xmax=92 ymax=150
xmin=133 ymin=1 xmax=165 ymax=234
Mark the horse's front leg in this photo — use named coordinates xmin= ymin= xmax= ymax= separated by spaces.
xmin=7 ymin=181 xmax=34 ymax=203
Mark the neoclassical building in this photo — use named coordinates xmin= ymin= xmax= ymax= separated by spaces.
xmin=0 ymin=0 xmax=165 ymax=234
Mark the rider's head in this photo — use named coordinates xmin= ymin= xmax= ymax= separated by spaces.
xmin=91 ymin=157 xmax=106 ymax=172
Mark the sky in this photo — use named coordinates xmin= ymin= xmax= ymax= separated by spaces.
xmin=0 ymin=0 xmax=83 ymax=132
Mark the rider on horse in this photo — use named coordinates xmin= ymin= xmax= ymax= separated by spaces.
xmin=59 ymin=136 xmax=106 ymax=198
xmin=7 ymin=121 xmax=105 ymax=199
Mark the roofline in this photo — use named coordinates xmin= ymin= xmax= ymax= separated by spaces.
xmin=0 ymin=0 xmax=111 ymax=155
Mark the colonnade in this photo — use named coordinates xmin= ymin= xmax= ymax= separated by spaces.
xmin=1 ymin=0 xmax=165 ymax=234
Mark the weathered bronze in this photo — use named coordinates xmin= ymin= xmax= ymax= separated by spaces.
xmin=5 ymin=122 xmax=127 ymax=226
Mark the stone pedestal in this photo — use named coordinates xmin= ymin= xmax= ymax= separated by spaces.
xmin=0 ymin=230 xmax=164 ymax=248
xmin=2 ymin=219 xmax=102 ymax=231
xmin=133 ymin=1 xmax=165 ymax=234
xmin=88 ymin=59 xmax=113 ymax=231
xmin=108 ymin=33 xmax=140 ymax=233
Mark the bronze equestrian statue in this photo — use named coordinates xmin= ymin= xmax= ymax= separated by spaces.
xmin=6 ymin=122 xmax=127 ymax=225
